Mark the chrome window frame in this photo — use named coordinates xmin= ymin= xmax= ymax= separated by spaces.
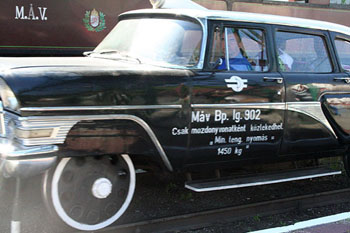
xmin=100 ymin=13 xmax=208 ymax=71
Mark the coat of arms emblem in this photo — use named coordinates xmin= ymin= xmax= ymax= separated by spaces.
xmin=83 ymin=9 xmax=106 ymax=32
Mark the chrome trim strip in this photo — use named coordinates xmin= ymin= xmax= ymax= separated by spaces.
xmin=8 ymin=145 xmax=59 ymax=158
xmin=196 ymin=17 xmax=207 ymax=70
xmin=191 ymin=102 xmax=337 ymax=138
xmin=5 ymin=113 xmax=77 ymax=146
xmin=225 ymin=28 xmax=230 ymax=71
xmin=20 ymin=105 xmax=182 ymax=112
xmin=7 ymin=113 xmax=173 ymax=172
xmin=0 ymin=138 xmax=58 ymax=158
xmin=210 ymin=17 xmax=348 ymax=35
xmin=5 ymin=100 xmax=338 ymax=171
xmin=286 ymin=102 xmax=337 ymax=139
xmin=123 ymin=9 xmax=350 ymax=37
xmin=191 ymin=103 xmax=286 ymax=110
xmin=120 ymin=11 xmax=208 ymax=70
xmin=185 ymin=170 xmax=342 ymax=192
xmin=1 ymin=156 xmax=57 ymax=178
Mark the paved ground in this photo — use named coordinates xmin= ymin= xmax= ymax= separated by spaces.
xmin=250 ymin=212 xmax=350 ymax=233
xmin=293 ymin=221 xmax=350 ymax=233
xmin=0 ymin=175 xmax=65 ymax=233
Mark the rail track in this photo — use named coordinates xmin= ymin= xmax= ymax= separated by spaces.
xmin=92 ymin=188 xmax=350 ymax=233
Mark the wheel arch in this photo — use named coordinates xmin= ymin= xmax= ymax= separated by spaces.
xmin=60 ymin=114 xmax=173 ymax=172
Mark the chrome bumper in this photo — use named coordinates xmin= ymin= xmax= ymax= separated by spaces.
xmin=0 ymin=138 xmax=58 ymax=177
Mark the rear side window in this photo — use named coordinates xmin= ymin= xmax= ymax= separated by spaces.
xmin=275 ymin=31 xmax=332 ymax=73
xmin=209 ymin=27 xmax=268 ymax=72
xmin=335 ymin=39 xmax=350 ymax=71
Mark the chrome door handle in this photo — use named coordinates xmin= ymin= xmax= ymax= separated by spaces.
xmin=334 ymin=77 xmax=350 ymax=83
xmin=263 ymin=77 xmax=284 ymax=84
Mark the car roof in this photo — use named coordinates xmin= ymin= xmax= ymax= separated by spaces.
xmin=121 ymin=8 xmax=350 ymax=36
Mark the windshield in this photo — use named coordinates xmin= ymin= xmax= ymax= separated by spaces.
xmin=94 ymin=17 xmax=203 ymax=68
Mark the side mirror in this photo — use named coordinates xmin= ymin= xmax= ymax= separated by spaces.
xmin=208 ymin=58 xmax=223 ymax=70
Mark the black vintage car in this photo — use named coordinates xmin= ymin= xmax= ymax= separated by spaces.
xmin=1 ymin=0 xmax=350 ymax=231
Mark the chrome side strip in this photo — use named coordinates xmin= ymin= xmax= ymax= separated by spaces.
xmin=185 ymin=170 xmax=342 ymax=192
xmin=286 ymin=102 xmax=337 ymax=139
xmin=191 ymin=102 xmax=286 ymax=110
xmin=7 ymin=100 xmax=338 ymax=172
xmin=20 ymin=105 xmax=182 ymax=112
xmin=7 ymin=113 xmax=173 ymax=172
xmin=17 ymin=101 xmax=337 ymax=141
xmin=192 ymin=101 xmax=337 ymax=138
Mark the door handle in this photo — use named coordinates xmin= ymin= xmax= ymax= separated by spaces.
xmin=334 ymin=77 xmax=350 ymax=83
xmin=263 ymin=77 xmax=284 ymax=84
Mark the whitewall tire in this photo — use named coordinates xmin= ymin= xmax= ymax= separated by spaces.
xmin=47 ymin=154 xmax=135 ymax=231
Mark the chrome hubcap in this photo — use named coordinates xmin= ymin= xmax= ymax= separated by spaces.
xmin=91 ymin=178 xmax=113 ymax=199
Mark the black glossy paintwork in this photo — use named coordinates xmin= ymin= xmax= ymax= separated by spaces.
xmin=274 ymin=26 xmax=346 ymax=156
xmin=323 ymin=93 xmax=350 ymax=142
xmin=0 ymin=57 xmax=192 ymax=109
xmin=188 ymin=71 xmax=284 ymax=165
xmin=0 ymin=57 xmax=194 ymax=168
xmin=281 ymin=72 xmax=343 ymax=155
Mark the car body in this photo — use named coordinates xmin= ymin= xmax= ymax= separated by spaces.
xmin=1 ymin=5 xmax=350 ymax=231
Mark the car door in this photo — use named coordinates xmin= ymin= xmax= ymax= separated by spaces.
xmin=275 ymin=27 xmax=343 ymax=156
xmin=327 ymin=32 xmax=350 ymax=143
xmin=186 ymin=22 xmax=285 ymax=166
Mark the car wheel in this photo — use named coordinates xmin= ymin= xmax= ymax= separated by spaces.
xmin=42 ymin=154 xmax=136 ymax=231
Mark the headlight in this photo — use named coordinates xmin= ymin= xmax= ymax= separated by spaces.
xmin=8 ymin=118 xmax=54 ymax=139
xmin=0 ymin=78 xmax=19 ymax=112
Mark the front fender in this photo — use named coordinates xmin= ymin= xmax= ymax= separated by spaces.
xmin=61 ymin=117 xmax=173 ymax=171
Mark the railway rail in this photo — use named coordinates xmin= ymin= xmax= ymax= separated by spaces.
xmin=94 ymin=188 xmax=350 ymax=233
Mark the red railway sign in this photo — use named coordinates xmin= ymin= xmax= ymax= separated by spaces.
xmin=0 ymin=0 xmax=151 ymax=56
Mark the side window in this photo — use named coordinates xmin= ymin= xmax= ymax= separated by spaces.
xmin=275 ymin=31 xmax=332 ymax=73
xmin=209 ymin=27 xmax=268 ymax=72
xmin=335 ymin=39 xmax=350 ymax=71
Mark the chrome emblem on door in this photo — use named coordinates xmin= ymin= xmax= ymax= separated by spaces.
xmin=225 ymin=76 xmax=248 ymax=92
